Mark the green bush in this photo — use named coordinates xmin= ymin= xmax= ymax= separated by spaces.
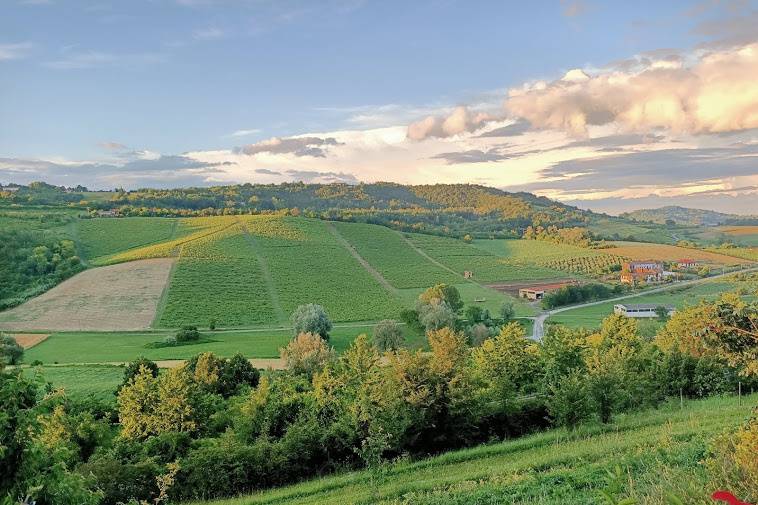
xmin=176 ymin=325 xmax=201 ymax=343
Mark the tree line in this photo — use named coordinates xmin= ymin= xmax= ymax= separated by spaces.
xmin=1 ymin=285 xmax=757 ymax=504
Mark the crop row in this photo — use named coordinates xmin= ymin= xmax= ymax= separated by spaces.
xmin=538 ymin=254 xmax=626 ymax=276
xmin=332 ymin=221 xmax=459 ymax=289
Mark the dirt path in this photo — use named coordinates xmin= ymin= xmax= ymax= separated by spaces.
xmin=397 ymin=232 xmax=467 ymax=281
xmin=327 ymin=222 xmax=399 ymax=295
xmin=531 ymin=265 xmax=758 ymax=340
xmin=237 ymin=219 xmax=287 ymax=323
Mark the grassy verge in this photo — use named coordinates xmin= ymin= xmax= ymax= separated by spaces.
xmin=189 ymin=394 xmax=757 ymax=505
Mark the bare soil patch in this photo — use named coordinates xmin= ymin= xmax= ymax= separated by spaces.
xmin=10 ymin=333 xmax=50 ymax=349
xmin=0 ymin=258 xmax=175 ymax=332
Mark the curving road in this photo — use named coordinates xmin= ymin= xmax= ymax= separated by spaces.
xmin=530 ymin=265 xmax=758 ymax=340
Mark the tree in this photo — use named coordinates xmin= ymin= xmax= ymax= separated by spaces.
xmin=654 ymin=305 xmax=669 ymax=322
xmin=118 ymin=356 xmax=159 ymax=392
xmin=499 ymin=301 xmax=515 ymax=322
xmin=417 ymin=300 xmax=456 ymax=331
xmin=291 ymin=304 xmax=332 ymax=340
xmin=418 ymin=284 xmax=463 ymax=313
xmin=176 ymin=325 xmax=200 ymax=343
xmin=372 ymin=319 xmax=405 ymax=352
xmin=280 ymin=332 xmax=335 ymax=376
xmin=0 ymin=333 xmax=23 ymax=365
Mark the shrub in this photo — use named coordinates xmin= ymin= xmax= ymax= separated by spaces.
xmin=280 ymin=332 xmax=335 ymax=376
xmin=291 ymin=304 xmax=332 ymax=341
xmin=0 ymin=334 xmax=24 ymax=365
xmin=163 ymin=335 xmax=177 ymax=346
xmin=176 ymin=325 xmax=200 ymax=343
xmin=372 ymin=319 xmax=404 ymax=352
xmin=499 ymin=301 xmax=515 ymax=322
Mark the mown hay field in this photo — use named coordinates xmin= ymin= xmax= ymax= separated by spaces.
xmin=0 ymin=258 xmax=174 ymax=331
xmin=190 ymin=394 xmax=757 ymax=505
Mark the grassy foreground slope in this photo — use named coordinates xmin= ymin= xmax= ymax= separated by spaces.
xmin=193 ymin=394 xmax=757 ymax=505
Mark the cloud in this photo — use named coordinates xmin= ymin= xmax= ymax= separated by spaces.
xmin=99 ymin=141 xmax=129 ymax=151
xmin=193 ymin=26 xmax=225 ymax=40
xmin=285 ymin=170 xmax=358 ymax=184
xmin=229 ymin=128 xmax=261 ymax=137
xmin=0 ymin=42 xmax=33 ymax=61
xmin=44 ymin=49 xmax=165 ymax=69
xmin=237 ymin=136 xmax=343 ymax=157
xmin=0 ymin=155 xmax=231 ymax=189
xmin=513 ymin=143 xmax=758 ymax=196
xmin=430 ymin=147 xmax=514 ymax=164
xmin=254 ymin=168 xmax=282 ymax=175
xmin=505 ymin=41 xmax=758 ymax=136
xmin=407 ymin=106 xmax=498 ymax=140
xmin=477 ymin=121 xmax=532 ymax=138
xmin=560 ymin=0 xmax=587 ymax=17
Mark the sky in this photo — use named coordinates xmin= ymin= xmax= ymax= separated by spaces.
xmin=1 ymin=0 xmax=757 ymax=215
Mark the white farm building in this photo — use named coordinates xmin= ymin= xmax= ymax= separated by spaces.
xmin=613 ymin=303 xmax=676 ymax=318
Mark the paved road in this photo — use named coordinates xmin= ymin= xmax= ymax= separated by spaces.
xmin=530 ymin=265 xmax=758 ymax=340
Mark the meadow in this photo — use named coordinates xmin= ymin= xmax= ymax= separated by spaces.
xmin=20 ymin=323 xmax=429 ymax=365
xmin=22 ymin=364 xmax=125 ymax=400
xmin=190 ymin=394 xmax=757 ymax=505
xmin=546 ymin=278 xmax=750 ymax=329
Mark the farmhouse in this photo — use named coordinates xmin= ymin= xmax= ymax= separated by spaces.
xmin=518 ymin=280 xmax=579 ymax=301
xmin=613 ymin=303 xmax=675 ymax=318
xmin=519 ymin=288 xmax=545 ymax=301
xmin=676 ymin=258 xmax=699 ymax=269
xmin=620 ymin=260 xmax=664 ymax=285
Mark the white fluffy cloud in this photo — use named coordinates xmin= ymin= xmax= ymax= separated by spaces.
xmin=506 ymin=42 xmax=758 ymax=136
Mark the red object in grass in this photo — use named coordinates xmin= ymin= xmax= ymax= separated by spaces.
xmin=712 ymin=490 xmax=753 ymax=505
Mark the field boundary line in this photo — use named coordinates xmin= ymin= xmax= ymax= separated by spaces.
xmin=237 ymin=218 xmax=288 ymax=324
xmin=151 ymin=257 xmax=178 ymax=328
xmin=326 ymin=221 xmax=399 ymax=296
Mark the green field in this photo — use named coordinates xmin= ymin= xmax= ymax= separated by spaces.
xmin=77 ymin=217 xmax=181 ymax=260
xmin=21 ymin=323 xmax=429 ymax=364
xmin=547 ymin=279 xmax=748 ymax=329
xmin=191 ymin=394 xmax=757 ymax=505
xmin=22 ymin=364 xmax=124 ymax=400
xmin=332 ymin=221 xmax=460 ymax=288
xmin=405 ymin=234 xmax=565 ymax=282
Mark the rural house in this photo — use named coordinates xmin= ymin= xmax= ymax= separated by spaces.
xmin=614 ymin=303 xmax=675 ymax=318
xmin=620 ymin=260 xmax=664 ymax=285
xmin=676 ymin=258 xmax=699 ymax=269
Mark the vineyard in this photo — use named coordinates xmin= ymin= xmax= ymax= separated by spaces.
xmin=604 ymin=241 xmax=752 ymax=265
xmin=77 ymin=217 xmax=180 ymax=260
xmin=405 ymin=234 xmax=565 ymax=282
xmin=537 ymin=254 xmax=626 ymax=276
xmin=332 ymin=221 xmax=459 ymax=288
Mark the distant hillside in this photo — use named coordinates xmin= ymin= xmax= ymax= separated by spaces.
xmin=2 ymin=181 xmax=685 ymax=241
xmin=621 ymin=206 xmax=745 ymax=226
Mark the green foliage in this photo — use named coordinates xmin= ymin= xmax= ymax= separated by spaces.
xmin=419 ymin=284 xmax=463 ymax=313
xmin=0 ymin=334 xmax=24 ymax=365
xmin=118 ymin=357 xmax=159 ymax=392
xmin=542 ymin=283 xmax=624 ymax=309
xmin=176 ymin=325 xmax=201 ymax=343
xmin=372 ymin=319 xmax=404 ymax=352
xmin=499 ymin=301 xmax=515 ymax=322
xmin=291 ymin=304 xmax=332 ymax=340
